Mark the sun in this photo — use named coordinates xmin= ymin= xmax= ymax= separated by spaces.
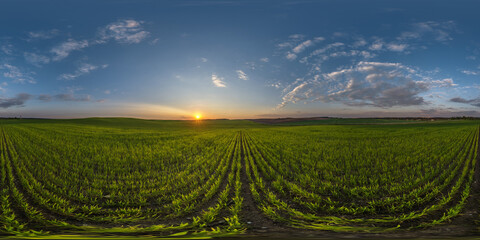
xmin=195 ymin=114 xmax=201 ymax=120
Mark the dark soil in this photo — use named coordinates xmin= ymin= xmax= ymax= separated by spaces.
xmin=237 ymin=132 xmax=287 ymax=234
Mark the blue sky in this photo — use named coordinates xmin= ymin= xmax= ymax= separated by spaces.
xmin=1 ymin=0 xmax=479 ymax=119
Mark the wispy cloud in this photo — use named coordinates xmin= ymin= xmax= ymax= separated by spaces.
xmin=200 ymin=57 xmax=208 ymax=62
xmin=285 ymin=37 xmax=325 ymax=60
xmin=55 ymin=93 xmax=91 ymax=101
xmin=260 ymin=57 xmax=269 ymax=63
xmin=450 ymin=97 xmax=480 ymax=107
xmin=0 ymin=82 xmax=7 ymax=93
xmin=430 ymin=78 xmax=457 ymax=88
xmin=386 ymin=43 xmax=408 ymax=52
xmin=462 ymin=70 xmax=479 ymax=75
xmin=0 ymin=93 xmax=31 ymax=108
xmin=289 ymin=34 xmax=305 ymax=39
xmin=98 ymin=19 xmax=149 ymax=44
xmin=352 ymin=38 xmax=367 ymax=47
xmin=58 ymin=63 xmax=107 ymax=80
xmin=398 ymin=21 xmax=456 ymax=43
xmin=236 ymin=70 xmax=248 ymax=80
xmin=51 ymin=39 xmax=89 ymax=61
xmin=46 ymin=19 xmax=147 ymax=61
xmin=1 ymin=44 xmax=13 ymax=55
xmin=286 ymin=52 xmax=297 ymax=60
xmin=369 ymin=39 xmax=384 ymax=51
xmin=0 ymin=64 xmax=36 ymax=84
xmin=24 ymin=52 xmax=50 ymax=66
xmin=212 ymin=74 xmax=226 ymax=87
xmin=37 ymin=94 xmax=52 ymax=101
xmin=27 ymin=29 xmax=59 ymax=41
xmin=292 ymin=40 xmax=314 ymax=54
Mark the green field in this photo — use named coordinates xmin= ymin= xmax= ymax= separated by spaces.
xmin=0 ymin=118 xmax=479 ymax=238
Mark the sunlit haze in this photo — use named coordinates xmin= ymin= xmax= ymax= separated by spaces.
xmin=1 ymin=0 xmax=480 ymax=119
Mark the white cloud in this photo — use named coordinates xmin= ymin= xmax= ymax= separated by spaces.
xmin=236 ymin=70 xmax=248 ymax=80
xmin=58 ymin=63 xmax=106 ymax=80
xmin=24 ymin=52 xmax=50 ymax=66
xmin=277 ymin=42 xmax=292 ymax=48
xmin=104 ymin=90 xmax=111 ymax=94
xmin=150 ymin=38 xmax=159 ymax=45
xmin=278 ymin=62 xmax=430 ymax=108
xmin=386 ymin=43 xmax=408 ymax=52
xmin=98 ymin=19 xmax=149 ymax=44
xmin=200 ymin=57 xmax=208 ymax=62
xmin=212 ymin=74 xmax=226 ymax=87
xmin=270 ymin=82 xmax=282 ymax=89
xmin=260 ymin=57 xmax=269 ymax=63
xmin=431 ymin=78 xmax=457 ymax=88
xmin=286 ymin=52 xmax=297 ymax=60
xmin=292 ymin=40 xmax=314 ymax=54
xmin=51 ymin=39 xmax=89 ymax=61
xmin=353 ymin=38 xmax=367 ymax=47
xmin=0 ymin=64 xmax=36 ymax=84
xmin=284 ymin=37 xmax=326 ymax=60
xmin=309 ymin=42 xmax=344 ymax=56
xmin=462 ymin=70 xmax=479 ymax=75
xmin=369 ymin=40 xmax=384 ymax=51
xmin=289 ymin=34 xmax=304 ymax=39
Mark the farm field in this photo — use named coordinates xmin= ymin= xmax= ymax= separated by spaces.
xmin=0 ymin=118 xmax=479 ymax=239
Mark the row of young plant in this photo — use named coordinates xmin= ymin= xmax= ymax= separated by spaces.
xmin=242 ymin=125 xmax=479 ymax=231
xmin=246 ymin=128 xmax=475 ymax=215
xmin=246 ymin=124 xmax=475 ymax=202
xmin=1 ymin=128 xmax=247 ymax=236
xmin=7 ymin=125 xmax=230 ymax=206
xmin=0 ymin=126 xmax=247 ymax=234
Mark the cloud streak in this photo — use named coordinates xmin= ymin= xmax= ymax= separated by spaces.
xmin=48 ymin=19 xmax=149 ymax=62
xmin=398 ymin=21 xmax=456 ymax=43
xmin=24 ymin=52 xmax=50 ymax=66
xmin=0 ymin=64 xmax=36 ymax=84
xmin=212 ymin=74 xmax=226 ymax=87
xmin=54 ymin=93 xmax=91 ymax=102
xmin=51 ymin=39 xmax=89 ymax=61
xmin=236 ymin=70 xmax=248 ymax=80
xmin=98 ymin=19 xmax=149 ymax=44
xmin=450 ymin=97 xmax=480 ymax=107
xmin=0 ymin=93 xmax=31 ymax=108
xmin=58 ymin=63 xmax=107 ymax=80
xmin=27 ymin=29 xmax=59 ymax=41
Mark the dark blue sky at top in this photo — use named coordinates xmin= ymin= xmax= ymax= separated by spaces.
xmin=0 ymin=0 xmax=479 ymax=119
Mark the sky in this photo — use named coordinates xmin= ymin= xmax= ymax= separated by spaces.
xmin=0 ymin=0 xmax=480 ymax=119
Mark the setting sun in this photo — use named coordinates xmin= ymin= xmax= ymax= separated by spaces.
xmin=195 ymin=114 xmax=201 ymax=120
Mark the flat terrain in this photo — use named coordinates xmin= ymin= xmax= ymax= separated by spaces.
xmin=0 ymin=118 xmax=479 ymax=239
